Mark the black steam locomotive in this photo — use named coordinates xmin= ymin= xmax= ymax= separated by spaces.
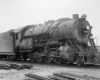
xmin=0 ymin=14 xmax=100 ymax=65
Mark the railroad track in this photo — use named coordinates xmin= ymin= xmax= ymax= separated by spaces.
xmin=0 ymin=59 xmax=100 ymax=70
xmin=0 ymin=60 xmax=100 ymax=80
xmin=25 ymin=72 xmax=100 ymax=80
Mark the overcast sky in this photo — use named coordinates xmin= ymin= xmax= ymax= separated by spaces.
xmin=0 ymin=0 xmax=100 ymax=45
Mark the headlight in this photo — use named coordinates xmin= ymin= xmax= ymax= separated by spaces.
xmin=82 ymin=25 xmax=90 ymax=34
xmin=86 ymin=25 xmax=90 ymax=30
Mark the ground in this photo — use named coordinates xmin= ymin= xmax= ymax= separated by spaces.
xmin=0 ymin=60 xmax=100 ymax=80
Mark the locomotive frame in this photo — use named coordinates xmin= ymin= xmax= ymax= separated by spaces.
xmin=0 ymin=14 xmax=100 ymax=66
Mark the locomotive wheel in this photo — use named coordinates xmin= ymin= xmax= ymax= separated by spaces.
xmin=76 ymin=56 xmax=84 ymax=66
xmin=35 ymin=52 xmax=43 ymax=63
xmin=55 ymin=57 xmax=61 ymax=64
xmin=97 ymin=57 xmax=100 ymax=64
xmin=29 ymin=54 xmax=35 ymax=62
xmin=7 ymin=56 xmax=14 ymax=60
xmin=44 ymin=56 xmax=53 ymax=63
xmin=36 ymin=55 xmax=43 ymax=63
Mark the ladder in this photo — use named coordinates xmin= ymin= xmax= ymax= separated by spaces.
xmin=89 ymin=38 xmax=97 ymax=52
xmin=67 ymin=38 xmax=84 ymax=56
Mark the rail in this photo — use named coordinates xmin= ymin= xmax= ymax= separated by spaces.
xmin=25 ymin=72 xmax=100 ymax=80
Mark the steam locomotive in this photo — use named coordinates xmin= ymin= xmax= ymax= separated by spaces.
xmin=0 ymin=14 xmax=100 ymax=65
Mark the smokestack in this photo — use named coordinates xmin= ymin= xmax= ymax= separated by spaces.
xmin=73 ymin=14 xmax=79 ymax=19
